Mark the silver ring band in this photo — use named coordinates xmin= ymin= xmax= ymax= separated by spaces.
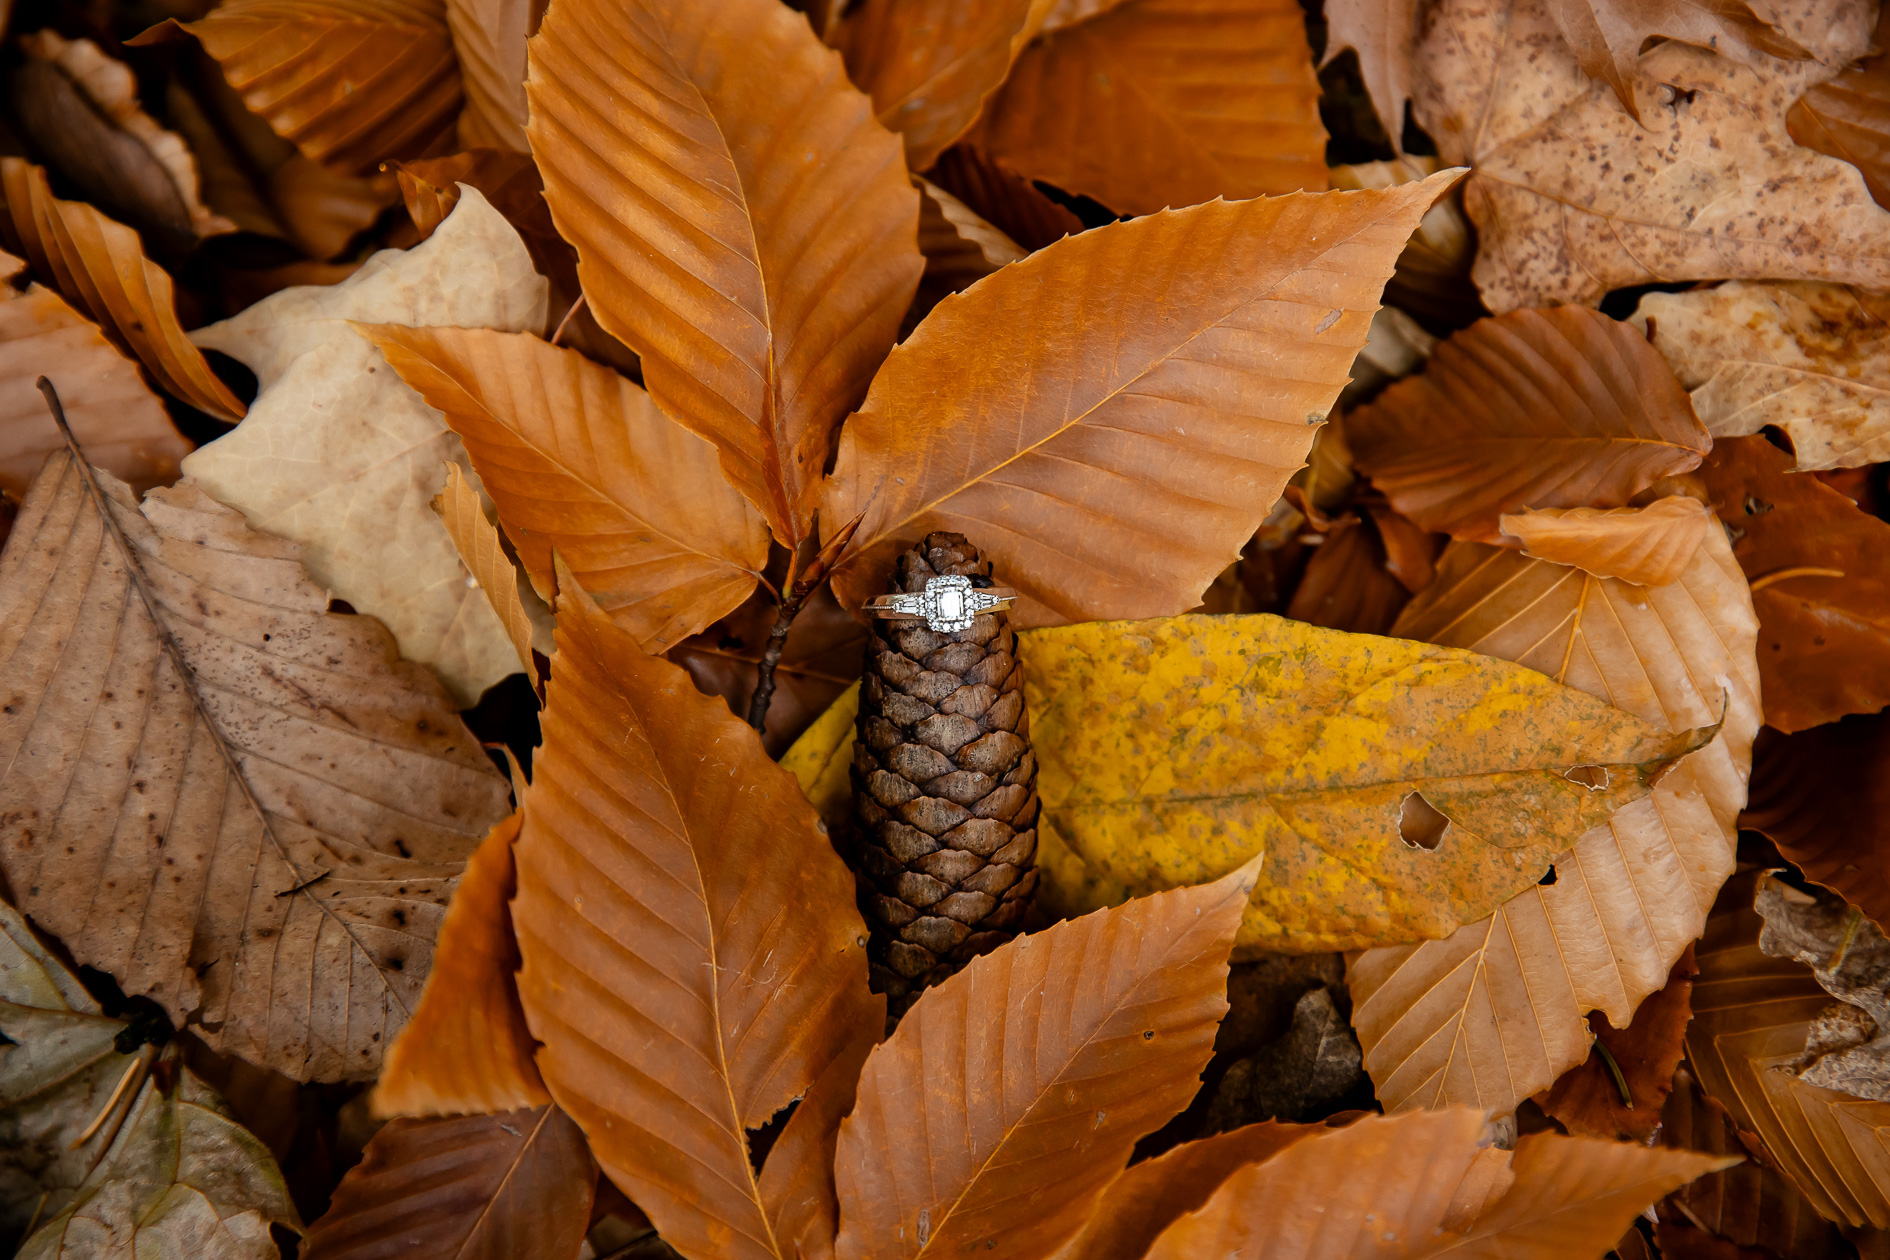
xmin=865 ymin=576 xmax=1016 ymax=631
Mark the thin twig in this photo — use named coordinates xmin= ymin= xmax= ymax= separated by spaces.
xmin=550 ymin=293 xmax=587 ymax=346
xmin=1593 ymin=1038 xmax=1634 ymax=1110
xmin=746 ymin=515 xmax=864 ymax=733
xmin=71 ymin=1044 xmax=152 ymax=1148
xmin=21 ymin=1191 xmax=47 ymax=1240
xmin=1749 ymin=566 xmax=1845 ymax=593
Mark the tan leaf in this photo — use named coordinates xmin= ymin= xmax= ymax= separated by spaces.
xmin=833 ymin=862 xmax=1258 ymax=1260
xmin=1498 ymin=499 xmax=1713 ymax=588
xmin=374 ymin=811 xmax=550 ymax=1118
xmin=926 ymin=144 xmax=1083 ymax=251
xmin=0 ymin=451 xmax=510 ymax=1081
xmin=1636 ymin=282 xmax=1890 ymax=470
xmin=431 ymin=462 xmax=547 ymax=679
xmin=1349 ymin=523 xmax=1759 ymax=1117
xmin=1542 ymin=0 xmax=1807 ymax=120
xmin=183 ymin=188 xmax=548 ymax=705
xmin=1347 ymin=306 xmax=1710 ymax=544
xmin=449 ymin=0 xmax=536 ymax=151
xmin=525 ymin=0 xmax=921 ymax=547
xmin=1745 ymin=713 xmax=1890 ymax=934
xmin=1323 ymin=0 xmax=1421 ymax=153
xmin=1412 ymin=0 xmax=1890 ymax=312
xmin=0 ymin=252 xmax=188 ymax=499
xmin=1688 ymin=873 xmax=1890 ymax=1228
xmin=365 ymin=325 xmax=766 ymax=652
xmin=0 ymin=159 xmax=245 ymax=421
xmin=169 ymin=0 xmax=461 ymax=176
xmin=1787 ymin=4 xmax=1890 ymax=209
xmin=512 ymin=570 xmax=880 ymax=1260
xmin=967 ymin=0 xmax=1328 ymax=216
xmin=300 ymin=1107 xmax=593 ymax=1259
xmin=825 ymin=172 xmax=1461 ymax=625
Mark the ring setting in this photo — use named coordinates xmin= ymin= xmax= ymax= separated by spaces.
xmin=865 ymin=575 xmax=1017 ymax=632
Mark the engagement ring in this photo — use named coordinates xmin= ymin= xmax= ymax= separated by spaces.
xmin=864 ymin=575 xmax=1017 ymax=632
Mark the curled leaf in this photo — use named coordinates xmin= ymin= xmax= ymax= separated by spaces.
xmin=1745 ymin=713 xmax=1890 ymax=933
xmin=1498 ymin=499 xmax=1713 ymax=588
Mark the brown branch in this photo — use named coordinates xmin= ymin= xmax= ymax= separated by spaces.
xmin=745 ymin=512 xmax=863 ymax=735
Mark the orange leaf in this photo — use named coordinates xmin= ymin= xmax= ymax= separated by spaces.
xmin=512 ymin=570 xmax=880 ymax=1260
xmin=525 ymin=0 xmax=922 ymax=547
xmin=0 ymin=159 xmax=245 ymax=421
xmin=926 ymin=144 xmax=1082 ymax=251
xmin=449 ymin=0 xmax=536 ymax=152
xmin=832 ymin=861 xmax=1258 ymax=1260
xmin=1745 ymin=714 xmax=1890 ymax=934
xmin=364 ymin=325 xmax=767 ymax=652
xmin=826 ymin=172 xmax=1459 ymax=624
xmin=1537 ymin=945 xmax=1697 ymax=1143
xmin=375 ymin=811 xmax=550 ymax=1118
xmin=1499 ymin=499 xmax=1713 ymax=588
xmin=1349 ymin=306 xmax=1709 ymax=543
xmin=967 ymin=0 xmax=1328 ymax=216
xmin=1282 ymin=511 xmax=1414 ymax=635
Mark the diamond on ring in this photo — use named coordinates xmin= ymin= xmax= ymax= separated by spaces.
xmin=866 ymin=575 xmax=1016 ymax=632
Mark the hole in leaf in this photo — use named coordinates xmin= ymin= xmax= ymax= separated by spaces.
xmin=1564 ymin=765 xmax=1610 ymax=790
xmin=1398 ymin=791 xmax=1450 ymax=851
xmin=1539 ymin=867 xmax=1558 ymax=886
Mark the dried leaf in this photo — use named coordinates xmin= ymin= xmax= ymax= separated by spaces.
xmin=1038 ymin=0 xmax=1137 ymax=29
xmin=967 ymin=0 xmax=1328 ymax=216
xmin=753 ymin=1024 xmax=880 ymax=1260
xmin=511 ymin=571 xmax=880 ymax=1260
xmin=1322 ymin=0 xmax=1421 ymax=152
xmin=300 ymin=1107 xmax=593 ymax=1260
xmin=1328 ymin=155 xmax=1484 ymax=332
xmin=0 ymin=159 xmax=245 ymax=422
xmin=1697 ymin=435 xmax=1890 ymax=732
xmin=0 ymin=252 xmax=188 ymax=499
xmin=832 ymin=0 xmax=1039 ymax=171
xmin=1788 ymin=4 xmax=1890 ymax=208
xmin=0 ymin=453 xmax=511 ymax=1079
xmin=525 ymin=0 xmax=921 ymax=546
xmin=1281 ymin=512 xmax=1413 ymax=635
xmin=1536 ymin=944 xmax=1696 ymax=1142
xmin=1347 ymin=306 xmax=1710 ymax=544
xmin=1201 ymin=986 xmax=1365 ymax=1129
xmin=826 ymin=173 xmax=1461 ymax=624
xmin=833 ymin=862 xmax=1258 ymax=1260
xmin=432 ymin=462 xmax=544 ymax=679
xmin=1498 ymin=499 xmax=1713 ymax=587
xmin=1350 ymin=524 xmax=1759 ymax=1116
xmin=170 ymin=0 xmax=462 ymax=175
xmin=1756 ymin=878 xmax=1890 ymax=1101
xmin=1745 ymin=712 xmax=1890 ymax=933
xmin=364 ymin=324 xmax=768 ymax=653
xmin=374 ymin=811 xmax=550 ymax=1118
xmin=925 ymin=144 xmax=1082 ymax=252
xmin=909 ymin=179 xmax=1026 ymax=330
xmin=1413 ymin=0 xmax=1889 ymax=312
xmin=184 ymin=188 xmax=548 ymax=705
xmin=449 ymin=0 xmax=535 ymax=151
xmin=1688 ymin=873 xmax=1890 ymax=1228
xmin=1543 ymin=0 xmax=1807 ymax=120
xmin=1637 ymin=281 xmax=1890 ymax=469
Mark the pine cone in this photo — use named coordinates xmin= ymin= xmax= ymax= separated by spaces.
xmin=850 ymin=532 xmax=1039 ymax=1014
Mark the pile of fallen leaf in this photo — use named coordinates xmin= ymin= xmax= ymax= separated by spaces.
xmin=0 ymin=0 xmax=1887 ymax=1254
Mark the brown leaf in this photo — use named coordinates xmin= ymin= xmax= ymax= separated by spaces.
xmin=832 ymin=0 xmax=1039 ymax=172
xmin=1544 ymin=0 xmax=1807 ymax=120
xmin=301 ymin=1107 xmax=594 ymax=1260
xmin=449 ymin=0 xmax=537 ymax=151
xmin=1200 ymin=987 xmax=1366 ymax=1129
xmin=166 ymin=0 xmax=461 ymax=176
xmin=1328 ymin=156 xmax=1485 ymax=332
xmin=909 ymin=179 xmax=1026 ymax=332
xmin=832 ymin=861 xmax=1258 ymax=1260
xmin=1282 ymin=512 xmax=1413 ymax=635
xmin=1414 ymin=0 xmax=1889 ymax=312
xmin=1322 ymin=0 xmax=1421 ymax=153
xmin=1499 ymin=499 xmax=1713 ymax=588
xmin=1745 ymin=713 xmax=1890 ymax=934
xmin=512 ymin=571 xmax=880 ymax=1260
xmin=0 ymin=453 xmax=511 ymax=1080
xmin=826 ymin=172 xmax=1461 ymax=625
xmin=364 ymin=325 xmax=767 ymax=652
xmin=0 ymin=252 xmax=189 ymax=499
xmin=1350 ymin=524 xmax=1759 ymax=1116
xmin=431 ymin=462 xmax=547 ymax=681
xmin=925 ymin=144 xmax=1083 ymax=252
xmin=1039 ymin=0 xmax=1138 ymax=29
xmin=375 ymin=811 xmax=550 ymax=1118
xmin=753 ymin=1023 xmax=880 ymax=1260
xmin=966 ymin=0 xmax=1328 ymax=216
xmin=525 ymin=0 xmax=922 ymax=546
xmin=1788 ymin=3 xmax=1890 ymax=208
xmin=1697 ymin=434 xmax=1890 ymax=732
xmin=0 ymin=159 xmax=245 ymax=422
xmin=1688 ymin=872 xmax=1890 ymax=1228
xmin=1347 ymin=306 xmax=1710 ymax=544
xmin=1537 ymin=944 xmax=1696 ymax=1142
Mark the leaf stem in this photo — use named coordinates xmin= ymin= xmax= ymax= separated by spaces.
xmin=746 ymin=514 xmax=863 ymax=735
xmin=1593 ymin=1037 xmax=1634 ymax=1110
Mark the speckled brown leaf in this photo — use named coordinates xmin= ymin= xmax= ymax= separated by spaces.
xmin=1637 ymin=282 xmax=1890 ymax=469
xmin=1698 ymin=435 xmax=1890 ymax=731
xmin=826 ymin=173 xmax=1461 ymax=625
xmin=832 ymin=862 xmax=1257 ymax=1260
xmin=525 ymin=0 xmax=921 ymax=547
xmin=1543 ymin=0 xmax=1807 ymax=120
xmin=511 ymin=574 xmax=880 ymax=1260
xmin=1788 ymin=4 xmax=1890 ymax=209
xmin=1350 ymin=525 xmax=1758 ymax=1117
xmin=966 ymin=0 xmax=1328 ymax=216
xmin=1499 ymin=499 xmax=1713 ymax=587
xmin=1347 ymin=306 xmax=1710 ymax=543
xmin=0 ymin=160 xmax=245 ymax=421
xmin=1537 ymin=944 xmax=1696 ymax=1142
xmin=1756 ymin=878 xmax=1890 ymax=1101
xmin=449 ymin=0 xmax=536 ymax=151
xmin=1745 ymin=713 xmax=1890 ymax=933
xmin=1413 ymin=0 xmax=1890 ymax=312
xmin=300 ymin=1107 xmax=592 ymax=1260
xmin=170 ymin=0 xmax=461 ymax=176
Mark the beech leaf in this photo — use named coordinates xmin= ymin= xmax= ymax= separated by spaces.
xmin=511 ymin=568 xmax=881 ymax=1260
xmin=0 ymin=453 xmax=511 ymax=1080
xmin=826 ymin=172 xmax=1462 ymax=625
xmin=1499 ymin=500 xmax=1714 ymax=588
xmin=300 ymin=1107 xmax=594 ymax=1260
xmin=183 ymin=188 xmax=548 ymax=705
xmin=1350 ymin=515 xmax=1759 ymax=1117
xmin=1744 ymin=712 xmax=1890 ymax=933
xmin=965 ymin=0 xmax=1329 ymax=216
xmin=524 ymin=0 xmax=922 ymax=546
xmin=1346 ymin=306 xmax=1710 ymax=544
xmin=448 ymin=0 xmax=534 ymax=151
xmin=1787 ymin=2 xmax=1890 ymax=210
xmin=364 ymin=324 xmax=769 ymax=653
xmin=926 ymin=144 xmax=1082 ymax=252
xmin=832 ymin=861 xmax=1258 ymax=1260
xmin=1536 ymin=945 xmax=1697 ymax=1142
xmin=910 ymin=179 xmax=1026 ymax=331
xmin=432 ymin=462 xmax=546 ymax=680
